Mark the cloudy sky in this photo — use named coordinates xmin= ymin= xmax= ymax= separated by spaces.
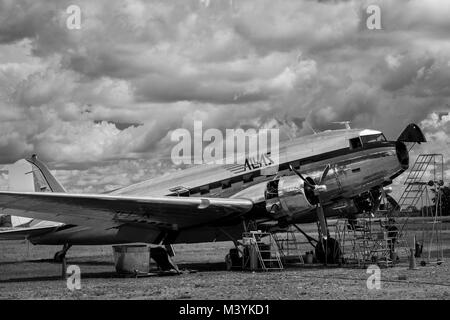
xmin=0 ymin=0 xmax=449 ymax=193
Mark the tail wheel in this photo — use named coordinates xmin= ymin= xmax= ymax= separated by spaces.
xmin=315 ymin=238 xmax=342 ymax=264
xmin=53 ymin=251 xmax=65 ymax=263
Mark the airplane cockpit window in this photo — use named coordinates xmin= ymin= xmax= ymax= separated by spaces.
xmin=349 ymin=137 xmax=362 ymax=149
xmin=360 ymin=133 xmax=387 ymax=145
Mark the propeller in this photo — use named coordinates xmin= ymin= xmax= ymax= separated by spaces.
xmin=289 ymin=164 xmax=331 ymax=239
xmin=289 ymin=164 xmax=315 ymax=188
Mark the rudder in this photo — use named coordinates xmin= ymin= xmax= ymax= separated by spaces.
xmin=7 ymin=155 xmax=66 ymax=227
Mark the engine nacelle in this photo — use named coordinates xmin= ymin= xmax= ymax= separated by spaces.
xmin=265 ymin=175 xmax=315 ymax=218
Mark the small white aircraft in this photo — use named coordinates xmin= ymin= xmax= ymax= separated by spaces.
xmin=0 ymin=123 xmax=425 ymax=263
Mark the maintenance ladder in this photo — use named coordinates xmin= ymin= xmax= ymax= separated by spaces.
xmin=272 ymin=228 xmax=305 ymax=264
xmin=394 ymin=153 xmax=444 ymax=258
xmin=398 ymin=154 xmax=444 ymax=211
xmin=242 ymin=231 xmax=284 ymax=271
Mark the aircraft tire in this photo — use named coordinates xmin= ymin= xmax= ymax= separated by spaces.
xmin=54 ymin=251 xmax=65 ymax=263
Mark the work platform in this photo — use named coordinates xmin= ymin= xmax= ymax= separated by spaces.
xmin=229 ymin=228 xmax=309 ymax=272
xmin=241 ymin=231 xmax=284 ymax=271
xmin=331 ymin=216 xmax=409 ymax=267
xmin=396 ymin=153 xmax=445 ymax=265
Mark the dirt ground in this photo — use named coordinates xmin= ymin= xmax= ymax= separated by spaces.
xmin=1 ymin=238 xmax=450 ymax=300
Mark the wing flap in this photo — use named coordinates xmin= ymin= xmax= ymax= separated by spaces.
xmin=0 ymin=191 xmax=253 ymax=229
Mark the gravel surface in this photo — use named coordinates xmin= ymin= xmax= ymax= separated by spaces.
xmin=1 ymin=240 xmax=449 ymax=300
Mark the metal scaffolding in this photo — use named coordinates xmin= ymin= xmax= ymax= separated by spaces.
xmin=412 ymin=182 xmax=445 ymax=265
xmin=272 ymin=227 xmax=306 ymax=264
xmin=395 ymin=153 xmax=445 ymax=265
xmin=398 ymin=153 xmax=444 ymax=212
xmin=332 ymin=216 xmax=409 ymax=267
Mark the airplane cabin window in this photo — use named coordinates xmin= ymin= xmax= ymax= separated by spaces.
xmin=349 ymin=137 xmax=362 ymax=149
xmin=360 ymin=134 xmax=387 ymax=145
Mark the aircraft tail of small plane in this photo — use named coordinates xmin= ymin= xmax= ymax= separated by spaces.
xmin=3 ymin=155 xmax=65 ymax=229
xmin=9 ymin=154 xmax=66 ymax=194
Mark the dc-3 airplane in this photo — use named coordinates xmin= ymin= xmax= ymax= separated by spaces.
xmin=0 ymin=123 xmax=426 ymax=264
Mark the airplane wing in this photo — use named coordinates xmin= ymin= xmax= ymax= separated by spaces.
xmin=0 ymin=191 xmax=254 ymax=230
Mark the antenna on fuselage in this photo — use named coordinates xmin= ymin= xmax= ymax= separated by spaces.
xmin=304 ymin=122 xmax=317 ymax=135
xmin=332 ymin=121 xmax=352 ymax=129
xmin=304 ymin=110 xmax=319 ymax=135
xmin=275 ymin=117 xmax=297 ymax=140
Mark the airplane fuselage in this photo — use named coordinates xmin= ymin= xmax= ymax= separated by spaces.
xmin=26 ymin=128 xmax=410 ymax=245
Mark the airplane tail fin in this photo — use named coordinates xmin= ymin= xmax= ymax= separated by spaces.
xmin=7 ymin=155 xmax=66 ymax=227
xmin=397 ymin=123 xmax=427 ymax=143
xmin=9 ymin=154 xmax=66 ymax=193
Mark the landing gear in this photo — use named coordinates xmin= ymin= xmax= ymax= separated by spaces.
xmin=54 ymin=244 xmax=71 ymax=262
xmin=315 ymin=238 xmax=342 ymax=264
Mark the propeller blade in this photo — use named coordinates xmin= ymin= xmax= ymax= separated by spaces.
xmin=386 ymin=194 xmax=400 ymax=211
xmin=319 ymin=164 xmax=331 ymax=185
xmin=316 ymin=204 xmax=328 ymax=240
xmin=289 ymin=164 xmax=315 ymax=188
xmin=372 ymin=193 xmax=382 ymax=213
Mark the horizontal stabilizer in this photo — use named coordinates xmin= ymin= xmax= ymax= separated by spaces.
xmin=0 ymin=225 xmax=59 ymax=241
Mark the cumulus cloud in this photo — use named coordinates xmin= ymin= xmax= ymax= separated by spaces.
xmin=417 ymin=112 xmax=450 ymax=165
xmin=0 ymin=0 xmax=450 ymax=191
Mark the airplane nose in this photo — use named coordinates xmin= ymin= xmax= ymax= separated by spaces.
xmin=396 ymin=141 xmax=409 ymax=169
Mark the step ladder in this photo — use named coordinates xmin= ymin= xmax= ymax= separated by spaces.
xmin=398 ymin=154 xmax=444 ymax=211
xmin=242 ymin=231 xmax=283 ymax=271
xmin=272 ymin=228 xmax=305 ymax=264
